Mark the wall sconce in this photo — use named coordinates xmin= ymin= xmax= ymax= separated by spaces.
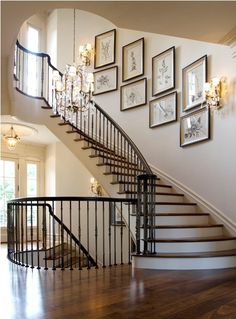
xmin=79 ymin=43 xmax=93 ymax=66
xmin=204 ymin=78 xmax=222 ymax=110
xmin=90 ymin=177 xmax=103 ymax=196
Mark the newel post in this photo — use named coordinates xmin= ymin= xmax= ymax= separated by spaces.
xmin=136 ymin=174 xmax=157 ymax=254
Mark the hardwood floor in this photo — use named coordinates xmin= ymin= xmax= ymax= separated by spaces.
xmin=1 ymin=245 xmax=236 ymax=319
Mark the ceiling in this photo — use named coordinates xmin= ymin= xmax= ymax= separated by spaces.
xmin=1 ymin=116 xmax=59 ymax=146
xmin=1 ymin=1 xmax=236 ymax=58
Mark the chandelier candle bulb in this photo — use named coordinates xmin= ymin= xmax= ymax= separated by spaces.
xmin=52 ymin=70 xmax=60 ymax=81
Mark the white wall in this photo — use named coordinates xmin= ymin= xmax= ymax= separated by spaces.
xmin=55 ymin=141 xmax=92 ymax=196
xmin=50 ymin=9 xmax=236 ymax=224
xmin=46 ymin=10 xmax=57 ymax=66
xmin=18 ymin=13 xmax=47 ymax=52
xmin=45 ymin=143 xmax=56 ymax=196
xmin=45 ymin=141 xmax=93 ymax=196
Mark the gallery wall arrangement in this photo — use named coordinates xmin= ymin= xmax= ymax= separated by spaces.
xmin=93 ymin=28 xmax=212 ymax=148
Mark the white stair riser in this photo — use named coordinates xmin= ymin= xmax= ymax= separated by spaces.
xmin=132 ymin=256 xmax=236 ymax=270
xmin=140 ymin=227 xmax=223 ymax=239
xmin=147 ymin=239 xmax=236 ymax=253
xmin=156 ymin=195 xmax=184 ymax=203
xmin=155 ymin=205 xmax=197 ymax=214
xmin=144 ymin=215 xmax=209 ymax=225
xmin=121 ymin=186 xmax=173 ymax=194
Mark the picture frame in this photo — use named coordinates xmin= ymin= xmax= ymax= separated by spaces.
xmin=110 ymin=203 xmax=125 ymax=226
xmin=149 ymin=91 xmax=177 ymax=128
xmin=152 ymin=46 xmax=175 ymax=96
xmin=122 ymin=38 xmax=144 ymax=82
xmin=94 ymin=29 xmax=116 ymax=69
xmin=182 ymin=55 xmax=207 ymax=111
xmin=93 ymin=66 xmax=118 ymax=96
xmin=120 ymin=78 xmax=147 ymax=111
xmin=180 ymin=106 xmax=210 ymax=147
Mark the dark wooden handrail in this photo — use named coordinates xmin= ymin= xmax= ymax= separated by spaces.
xmin=16 ymin=40 xmax=63 ymax=75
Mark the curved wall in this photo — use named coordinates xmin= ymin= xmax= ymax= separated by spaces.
xmin=11 ymin=9 xmax=236 ymax=225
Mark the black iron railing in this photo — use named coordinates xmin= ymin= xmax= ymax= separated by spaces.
xmin=12 ymin=41 xmax=158 ymax=261
xmin=7 ymin=196 xmax=136 ymax=269
xmin=14 ymin=41 xmax=154 ymax=194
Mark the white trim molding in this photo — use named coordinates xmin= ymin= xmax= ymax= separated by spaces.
xmin=150 ymin=164 xmax=236 ymax=236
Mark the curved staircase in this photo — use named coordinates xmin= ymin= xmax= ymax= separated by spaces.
xmin=11 ymin=41 xmax=236 ymax=270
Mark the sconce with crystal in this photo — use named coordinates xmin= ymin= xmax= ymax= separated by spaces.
xmin=79 ymin=43 xmax=93 ymax=66
xmin=204 ymin=78 xmax=222 ymax=110
xmin=90 ymin=177 xmax=103 ymax=196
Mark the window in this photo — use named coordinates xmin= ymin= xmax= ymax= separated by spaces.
xmin=0 ymin=159 xmax=18 ymax=227
xmin=27 ymin=25 xmax=39 ymax=96
xmin=27 ymin=162 xmax=38 ymax=226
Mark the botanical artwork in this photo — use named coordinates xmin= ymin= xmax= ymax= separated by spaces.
xmin=94 ymin=29 xmax=116 ymax=68
xmin=121 ymin=78 xmax=147 ymax=111
xmin=100 ymin=36 xmax=113 ymax=64
xmin=152 ymin=47 xmax=175 ymax=96
xmin=182 ymin=55 xmax=207 ymax=111
xmin=187 ymin=65 xmax=204 ymax=105
xmin=93 ymin=66 xmax=117 ymax=95
xmin=122 ymin=38 xmax=144 ymax=82
xmin=180 ymin=107 xmax=210 ymax=147
xmin=149 ymin=91 xmax=177 ymax=127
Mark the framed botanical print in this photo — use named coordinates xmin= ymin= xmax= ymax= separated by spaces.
xmin=120 ymin=78 xmax=147 ymax=111
xmin=180 ymin=106 xmax=210 ymax=147
xmin=94 ymin=29 xmax=116 ymax=69
xmin=149 ymin=91 xmax=177 ymax=128
xmin=93 ymin=66 xmax=118 ymax=96
xmin=182 ymin=55 xmax=207 ymax=111
xmin=152 ymin=46 xmax=175 ymax=96
xmin=122 ymin=38 xmax=144 ymax=82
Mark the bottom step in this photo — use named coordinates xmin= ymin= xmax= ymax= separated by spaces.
xmin=132 ymin=250 xmax=236 ymax=270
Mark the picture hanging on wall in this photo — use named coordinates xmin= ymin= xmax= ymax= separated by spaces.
xmin=152 ymin=46 xmax=175 ymax=96
xmin=122 ymin=38 xmax=144 ymax=82
xmin=180 ymin=106 xmax=210 ymax=147
xmin=94 ymin=29 xmax=116 ymax=69
xmin=182 ymin=55 xmax=207 ymax=112
xmin=93 ymin=66 xmax=118 ymax=95
xmin=149 ymin=91 xmax=177 ymax=128
xmin=120 ymin=78 xmax=147 ymax=111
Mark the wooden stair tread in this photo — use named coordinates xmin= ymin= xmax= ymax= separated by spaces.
xmin=139 ymin=213 xmax=209 ymax=216
xmin=97 ymin=162 xmax=139 ymax=169
xmin=142 ymin=224 xmax=224 ymax=229
xmin=111 ymin=179 xmax=160 ymax=185
xmin=41 ymin=106 xmax=52 ymax=109
xmin=58 ymin=122 xmax=70 ymax=126
xmin=145 ymin=235 xmax=236 ymax=243
xmin=132 ymin=202 xmax=197 ymax=206
xmin=104 ymin=172 xmax=142 ymax=177
xmin=117 ymin=186 xmax=172 ymax=193
xmin=133 ymin=249 xmax=236 ymax=258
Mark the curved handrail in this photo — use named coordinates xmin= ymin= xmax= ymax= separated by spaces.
xmin=16 ymin=40 xmax=63 ymax=75
xmin=14 ymin=40 xmax=153 ymax=176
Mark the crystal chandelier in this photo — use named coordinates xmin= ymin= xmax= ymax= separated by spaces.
xmin=52 ymin=9 xmax=94 ymax=122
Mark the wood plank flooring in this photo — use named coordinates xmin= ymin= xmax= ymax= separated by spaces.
xmin=1 ymin=245 xmax=236 ymax=319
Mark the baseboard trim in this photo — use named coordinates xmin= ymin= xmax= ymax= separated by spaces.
xmin=150 ymin=164 xmax=236 ymax=235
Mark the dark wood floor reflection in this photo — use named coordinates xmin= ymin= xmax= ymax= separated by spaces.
xmin=1 ymin=245 xmax=236 ymax=319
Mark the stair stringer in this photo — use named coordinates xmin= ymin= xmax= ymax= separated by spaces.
xmin=10 ymin=88 xmax=137 ymax=240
